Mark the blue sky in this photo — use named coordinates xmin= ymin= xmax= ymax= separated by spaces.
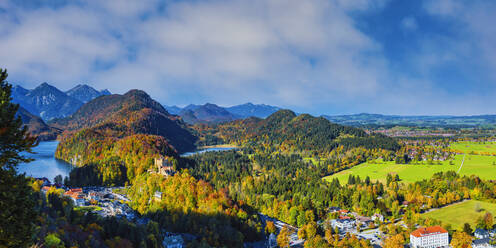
xmin=1 ymin=0 xmax=495 ymax=116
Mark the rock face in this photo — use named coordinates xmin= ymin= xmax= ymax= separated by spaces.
xmin=12 ymin=83 xmax=110 ymax=121
xmin=11 ymin=83 xmax=83 ymax=121
xmin=65 ymin=84 xmax=111 ymax=103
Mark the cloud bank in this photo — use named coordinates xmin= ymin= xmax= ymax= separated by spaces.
xmin=0 ymin=0 xmax=495 ymax=115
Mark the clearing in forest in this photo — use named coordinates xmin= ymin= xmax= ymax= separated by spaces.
xmin=421 ymin=200 xmax=496 ymax=230
xmin=324 ymin=154 xmax=496 ymax=184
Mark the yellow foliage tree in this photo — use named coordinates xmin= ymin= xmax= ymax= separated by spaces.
xmin=450 ymin=231 xmax=472 ymax=248
xmin=277 ymin=226 xmax=291 ymax=248
xmin=383 ymin=234 xmax=405 ymax=248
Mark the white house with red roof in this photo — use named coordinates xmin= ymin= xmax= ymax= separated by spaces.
xmin=410 ymin=226 xmax=449 ymax=248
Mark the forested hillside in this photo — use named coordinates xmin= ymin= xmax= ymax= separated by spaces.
xmin=195 ymin=109 xmax=400 ymax=155
xmin=53 ymin=90 xmax=198 ymax=186
xmin=16 ymin=106 xmax=61 ymax=141
xmin=52 ymin=89 xmax=197 ymax=153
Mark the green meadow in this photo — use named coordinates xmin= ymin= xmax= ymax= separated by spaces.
xmin=422 ymin=200 xmax=496 ymax=230
xmin=450 ymin=141 xmax=496 ymax=154
xmin=324 ymin=154 xmax=496 ymax=184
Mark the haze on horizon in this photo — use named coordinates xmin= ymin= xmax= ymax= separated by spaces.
xmin=0 ymin=0 xmax=495 ymax=116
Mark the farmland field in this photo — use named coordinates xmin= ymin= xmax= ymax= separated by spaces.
xmin=421 ymin=200 xmax=496 ymax=229
xmin=324 ymin=154 xmax=496 ymax=184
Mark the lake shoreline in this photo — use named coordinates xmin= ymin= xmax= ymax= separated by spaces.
xmin=197 ymin=144 xmax=238 ymax=149
xmin=181 ymin=145 xmax=237 ymax=157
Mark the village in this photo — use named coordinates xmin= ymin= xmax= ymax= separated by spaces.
xmin=322 ymin=206 xmax=496 ymax=248
xmin=36 ymin=177 xmax=185 ymax=248
xmin=34 ymin=156 xmax=496 ymax=248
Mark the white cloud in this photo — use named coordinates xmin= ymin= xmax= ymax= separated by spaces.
xmin=0 ymin=0 xmax=386 ymax=108
xmin=423 ymin=0 xmax=496 ymax=81
xmin=0 ymin=0 xmax=494 ymax=115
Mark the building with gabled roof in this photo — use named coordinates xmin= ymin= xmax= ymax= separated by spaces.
xmin=410 ymin=226 xmax=449 ymax=248
xmin=472 ymin=238 xmax=494 ymax=248
xmin=476 ymin=228 xmax=491 ymax=239
xmin=371 ymin=213 xmax=384 ymax=222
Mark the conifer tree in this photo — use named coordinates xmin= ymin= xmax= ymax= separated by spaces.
xmin=0 ymin=68 xmax=38 ymax=247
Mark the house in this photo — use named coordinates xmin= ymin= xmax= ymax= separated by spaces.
xmin=356 ymin=216 xmax=372 ymax=227
xmin=371 ymin=213 xmax=384 ymax=222
xmin=410 ymin=226 xmax=449 ymax=248
xmin=87 ymin=191 xmax=99 ymax=201
xmin=329 ymin=206 xmax=341 ymax=213
xmin=330 ymin=218 xmax=356 ymax=230
xmin=476 ymin=229 xmax=491 ymax=239
xmin=162 ymin=235 xmax=183 ymax=248
xmin=68 ymin=188 xmax=83 ymax=193
xmin=472 ymin=238 xmax=494 ymax=248
xmin=70 ymin=193 xmax=85 ymax=206
xmin=41 ymin=186 xmax=51 ymax=193
xmin=64 ymin=188 xmax=86 ymax=206
xmin=155 ymin=156 xmax=176 ymax=177
xmin=154 ymin=191 xmax=162 ymax=201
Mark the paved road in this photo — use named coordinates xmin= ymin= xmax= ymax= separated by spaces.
xmin=457 ymin=154 xmax=466 ymax=173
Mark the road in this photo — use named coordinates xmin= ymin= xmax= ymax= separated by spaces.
xmin=457 ymin=154 xmax=466 ymax=173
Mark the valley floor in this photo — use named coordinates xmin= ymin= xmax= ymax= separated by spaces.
xmin=324 ymin=154 xmax=496 ymax=184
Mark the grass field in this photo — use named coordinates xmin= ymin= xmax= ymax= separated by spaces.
xmin=451 ymin=141 xmax=496 ymax=154
xmin=422 ymin=200 xmax=496 ymax=229
xmin=324 ymin=154 xmax=496 ymax=184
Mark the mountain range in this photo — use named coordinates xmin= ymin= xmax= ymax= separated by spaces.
xmin=65 ymin=84 xmax=111 ymax=103
xmin=164 ymin=102 xmax=281 ymax=124
xmin=13 ymin=82 xmax=496 ymax=142
xmin=12 ymin=83 xmax=110 ymax=121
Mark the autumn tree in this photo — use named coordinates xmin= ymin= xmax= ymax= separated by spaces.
xmin=477 ymin=212 xmax=494 ymax=230
xmin=450 ymin=231 xmax=472 ymax=248
xmin=277 ymin=226 xmax=291 ymax=248
xmin=0 ymin=69 xmax=38 ymax=247
xmin=304 ymin=235 xmax=329 ymax=248
xmin=265 ymin=221 xmax=276 ymax=234
xmin=383 ymin=234 xmax=405 ymax=248
xmin=463 ymin=223 xmax=473 ymax=235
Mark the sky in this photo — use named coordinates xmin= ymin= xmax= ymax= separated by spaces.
xmin=0 ymin=0 xmax=495 ymax=116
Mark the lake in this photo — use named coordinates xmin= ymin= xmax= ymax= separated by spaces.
xmin=16 ymin=141 xmax=73 ymax=181
xmin=181 ymin=146 xmax=237 ymax=157
xmin=15 ymin=142 xmax=235 ymax=180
